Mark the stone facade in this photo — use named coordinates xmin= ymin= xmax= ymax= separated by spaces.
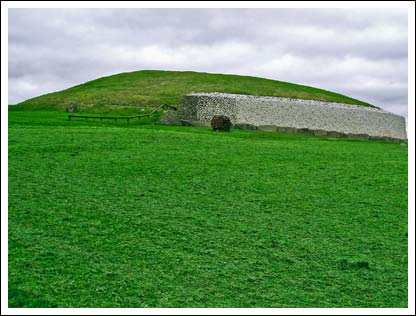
xmin=179 ymin=92 xmax=407 ymax=140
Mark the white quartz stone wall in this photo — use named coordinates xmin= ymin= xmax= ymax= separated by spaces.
xmin=180 ymin=92 xmax=407 ymax=139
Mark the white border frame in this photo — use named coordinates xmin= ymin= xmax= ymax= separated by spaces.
xmin=1 ymin=1 xmax=415 ymax=315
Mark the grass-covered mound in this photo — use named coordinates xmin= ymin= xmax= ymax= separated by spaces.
xmin=8 ymin=111 xmax=407 ymax=307
xmin=13 ymin=70 xmax=374 ymax=111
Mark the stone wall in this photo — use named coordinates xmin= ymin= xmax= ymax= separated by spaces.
xmin=179 ymin=92 xmax=407 ymax=139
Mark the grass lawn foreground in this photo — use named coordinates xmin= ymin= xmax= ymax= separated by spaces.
xmin=8 ymin=111 xmax=408 ymax=308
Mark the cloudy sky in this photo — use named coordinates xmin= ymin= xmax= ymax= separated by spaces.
xmin=8 ymin=8 xmax=408 ymax=117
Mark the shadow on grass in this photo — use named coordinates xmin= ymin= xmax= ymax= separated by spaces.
xmin=9 ymin=286 xmax=57 ymax=308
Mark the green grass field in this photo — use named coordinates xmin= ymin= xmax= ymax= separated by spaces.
xmin=13 ymin=70 xmax=375 ymax=111
xmin=8 ymin=111 xmax=407 ymax=308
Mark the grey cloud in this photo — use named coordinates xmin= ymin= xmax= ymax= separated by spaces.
xmin=8 ymin=8 xmax=408 ymax=118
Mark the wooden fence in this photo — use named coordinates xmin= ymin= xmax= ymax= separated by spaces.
xmin=68 ymin=104 xmax=177 ymax=122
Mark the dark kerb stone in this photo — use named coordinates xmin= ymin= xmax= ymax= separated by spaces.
xmin=369 ymin=135 xmax=400 ymax=142
xmin=211 ymin=116 xmax=231 ymax=131
xmin=389 ymin=138 xmax=401 ymax=143
xmin=234 ymin=123 xmax=258 ymax=131
xmin=278 ymin=126 xmax=298 ymax=134
xmin=297 ymin=128 xmax=315 ymax=135
xmin=258 ymin=125 xmax=277 ymax=132
xmin=180 ymin=119 xmax=194 ymax=126
xmin=369 ymin=135 xmax=385 ymax=142
xmin=347 ymin=133 xmax=370 ymax=140
xmin=313 ymin=129 xmax=328 ymax=136
xmin=327 ymin=131 xmax=347 ymax=138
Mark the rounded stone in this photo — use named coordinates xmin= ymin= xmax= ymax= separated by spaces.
xmin=210 ymin=115 xmax=231 ymax=131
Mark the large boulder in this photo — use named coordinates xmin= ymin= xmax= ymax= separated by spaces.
xmin=211 ymin=116 xmax=231 ymax=131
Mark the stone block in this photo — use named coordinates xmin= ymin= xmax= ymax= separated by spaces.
xmin=369 ymin=135 xmax=400 ymax=142
xmin=258 ymin=125 xmax=277 ymax=132
xmin=327 ymin=131 xmax=347 ymax=138
xmin=369 ymin=135 xmax=384 ymax=142
xmin=297 ymin=128 xmax=315 ymax=135
xmin=180 ymin=119 xmax=194 ymax=126
xmin=313 ymin=129 xmax=328 ymax=136
xmin=347 ymin=133 xmax=370 ymax=140
xmin=390 ymin=138 xmax=401 ymax=143
xmin=277 ymin=126 xmax=298 ymax=134
xmin=234 ymin=123 xmax=258 ymax=131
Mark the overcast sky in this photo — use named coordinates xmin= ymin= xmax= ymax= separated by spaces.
xmin=8 ymin=8 xmax=408 ymax=117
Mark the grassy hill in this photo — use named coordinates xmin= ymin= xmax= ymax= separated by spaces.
xmin=8 ymin=111 xmax=407 ymax=307
xmin=13 ymin=70 xmax=374 ymax=111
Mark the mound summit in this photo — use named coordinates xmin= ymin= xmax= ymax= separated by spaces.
xmin=14 ymin=70 xmax=375 ymax=110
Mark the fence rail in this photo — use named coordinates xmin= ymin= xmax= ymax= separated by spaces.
xmin=68 ymin=104 xmax=177 ymax=122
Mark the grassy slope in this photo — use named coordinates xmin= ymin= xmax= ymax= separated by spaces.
xmin=14 ymin=70 xmax=374 ymax=111
xmin=9 ymin=111 xmax=407 ymax=307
